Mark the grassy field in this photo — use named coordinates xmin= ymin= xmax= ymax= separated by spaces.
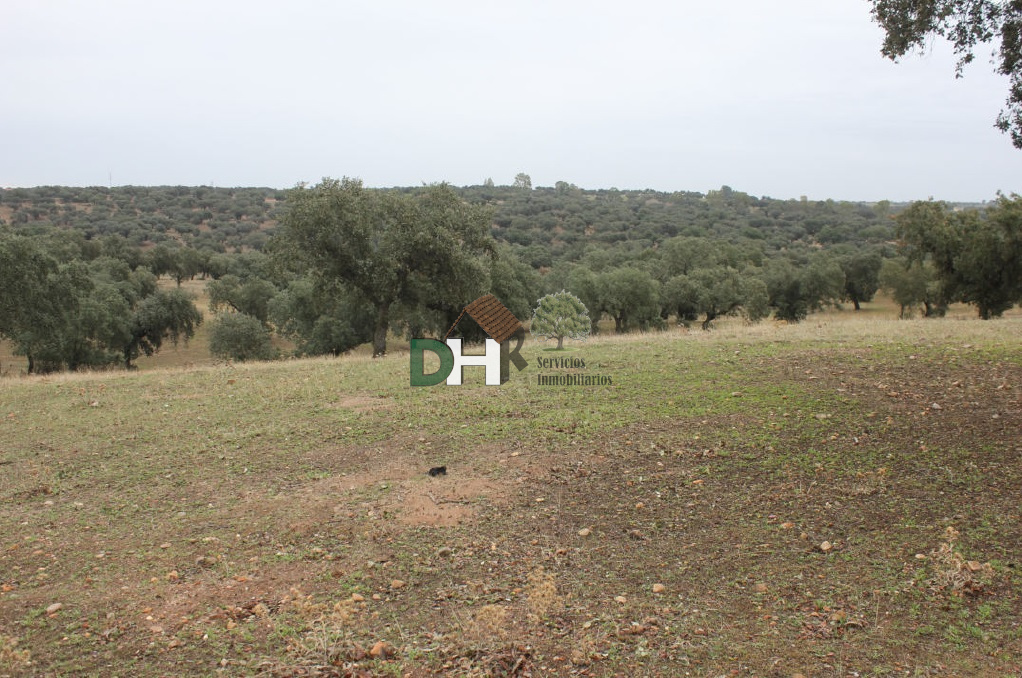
xmin=1 ymin=305 xmax=1021 ymax=676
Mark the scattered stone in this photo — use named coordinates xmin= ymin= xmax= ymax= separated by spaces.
xmin=577 ymin=527 xmax=592 ymax=537
xmin=614 ymin=595 xmax=627 ymax=604
xmin=369 ymin=640 xmax=396 ymax=659
xmin=390 ymin=579 xmax=406 ymax=590
xmin=46 ymin=603 xmax=63 ymax=614
xmin=754 ymin=583 xmax=768 ymax=593
xmin=160 ymin=543 xmax=171 ymax=549
xmin=930 ymin=403 xmax=943 ymax=410
xmin=820 ymin=541 xmax=833 ymax=552
xmin=437 ymin=546 xmax=453 ymax=558
xmin=652 ymin=583 xmax=666 ymax=594
xmin=780 ymin=522 xmax=795 ymax=529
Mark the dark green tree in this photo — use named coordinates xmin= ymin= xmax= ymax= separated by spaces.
xmin=600 ymin=267 xmax=662 ymax=333
xmin=836 ymin=248 xmax=884 ymax=310
xmin=488 ymin=244 xmax=542 ymax=323
xmin=879 ymin=257 xmax=945 ymax=318
xmin=0 ymin=235 xmax=87 ymax=373
xmin=270 ymin=179 xmax=493 ymax=356
xmin=767 ymin=263 xmax=810 ymax=323
xmin=207 ymin=274 xmax=278 ymax=324
xmin=896 ymin=197 xmax=1022 ymax=318
xmin=124 ymin=288 xmax=203 ymax=369
xmin=662 ymin=267 xmax=769 ymax=330
xmin=267 ymin=277 xmax=375 ymax=356
xmin=209 ymin=313 xmax=276 ymax=362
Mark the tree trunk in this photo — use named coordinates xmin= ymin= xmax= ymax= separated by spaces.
xmin=556 ymin=335 xmax=564 ymax=350
xmin=27 ymin=353 xmax=34 ymax=375
xmin=614 ymin=316 xmax=623 ymax=333
xmin=701 ymin=311 xmax=717 ymax=331
xmin=852 ymin=298 xmax=861 ymax=311
xmin=372 ymin=303 xmax=390 ymax=357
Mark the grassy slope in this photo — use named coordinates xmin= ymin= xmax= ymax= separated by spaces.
xmin=1 ymin=310 xmax=1021 ymax=676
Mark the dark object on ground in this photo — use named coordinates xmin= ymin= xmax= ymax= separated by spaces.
xmin=427 ymin=466 xmax=447 ymax=477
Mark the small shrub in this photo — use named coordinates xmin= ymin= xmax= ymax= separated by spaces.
xmin=208 ymin=312 xmax=276 ymax=362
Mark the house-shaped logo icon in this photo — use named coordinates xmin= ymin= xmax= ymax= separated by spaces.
xmin=444 ymin=294 xmax=522 ymax=344
xmin=410 ymin=294 xmax=527 ymax=386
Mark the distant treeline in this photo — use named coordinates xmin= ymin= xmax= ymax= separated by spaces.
xmin=1 ymin=182 xmax=908 ymax=257
xmin=1 ymin=181 xmax=1019 ymax=373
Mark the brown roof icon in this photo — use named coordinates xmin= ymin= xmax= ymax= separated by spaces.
xmin=444 ymin=294 xmax=523 ymax=344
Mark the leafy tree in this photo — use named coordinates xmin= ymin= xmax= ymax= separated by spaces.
xmin=270 ymin=179 xmax=493 ymax=356
xmin=869 ymin=0 xmax=1022 ymax=147
xmin=488 ymin=244 xmax=542 ymax=323
xmin=207 ymin=274 xmax=278 ymax=324
xmin=767 ymin=263 xmax=809 ymax=323
xmin=267 ymin=277 xmax=374 ymax=356
xmin=530 ymin=291 xmax=591 ymax=350
xmin=0 ymin=235 xmax=87 ymax=373
xmin=173 ymin=246 xmax=202 ymax=285
xmin=896 ymin=197 xmax=1022 ymax=318
xmin=879 ymin=257 xmax=945 ymax=318
xmin=657 ymin=236 xmax=719 ymax=278
xmin=661 ymin=275 xmax=701 ymax=326
xmin=803 ymin=254 xmax=847 ymax=312
xmin=835 ymin=248 xmax=883 ymax=310
xmin=600 ymin=267 xmax=662 ymax=333
xmin=209 ymin=312 xmax=276 ymax=362
xmin=564 ymin=266 xmax=606 ymax=333
xmin=124 ymin=288 xmax=203 ymax=369
xmin=665 ymin=267 xmax=769 ymax=330
xmin=146 ymin=244 xmax=179 ymax=279
xmin=513 ymin=173 xmax=533 ymax=190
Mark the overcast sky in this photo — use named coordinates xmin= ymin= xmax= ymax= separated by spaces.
xmin=2 ymin=1 xmax=1020 ymax=202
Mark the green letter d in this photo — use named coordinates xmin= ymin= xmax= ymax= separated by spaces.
xmin=410 ymin=339 xmax=455 ymax=386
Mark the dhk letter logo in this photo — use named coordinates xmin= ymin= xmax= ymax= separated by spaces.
xmin=409 ymin=294 xmax=527 ymax=387
xmin=410 ymin=338 xmax=509 ymax=386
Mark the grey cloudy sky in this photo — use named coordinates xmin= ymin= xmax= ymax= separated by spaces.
xmin=2 ymin=0 xmax=1020 ymax=201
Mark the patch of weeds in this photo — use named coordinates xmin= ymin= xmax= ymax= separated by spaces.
xmin=928 ymin=527 xmax=995 ymax=596
xmin=525 ymin=565 xmax=563 ymax=621
xmin=0 ymin=634 xmax=32 ymax=673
